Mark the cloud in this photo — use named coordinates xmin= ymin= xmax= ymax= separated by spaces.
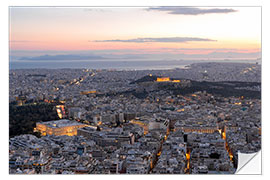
xmin=147 ymin=7 xmax=237 ymax=15
xmin=94 ymin=37 xmax=217 ymax=43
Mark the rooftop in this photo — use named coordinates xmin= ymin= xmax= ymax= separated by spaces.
xmin=37 ymin=119 xmax=84 ymax=128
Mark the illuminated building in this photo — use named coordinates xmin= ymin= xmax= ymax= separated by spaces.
xmin=179 ymin=126 xmax=218 ymax=134
xmin=35 ymin=119 xmax=89 ymax=136
xmin=80 ymin=90 xmax=97 ymax=95
xmin=56 ymin=105 xmax=66 ymax=119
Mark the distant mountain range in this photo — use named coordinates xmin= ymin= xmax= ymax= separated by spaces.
xmin=17 ymin=51 xmax=261 ymax=61
xmin=19 ymin=54 xmax=105 ymax=60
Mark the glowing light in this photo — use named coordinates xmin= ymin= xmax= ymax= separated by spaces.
xmin=186 ymin=153 xmax=190 ymax=160
xmin=60 ymin=105 xmax=66 ymax=115
xmin=229 ymin=154 xmax=233 ymax=161
xmin=222 ymin=132 xmax=226 ymax=140
xmin=185 ymin=149 xmax=191 ymax=173
xmin=177 ymin=108 xmax=185 ymax=112
xmin=234 ymin=102 xmax=242 ymax=105
xmin=156 ymin=77 xmax=170 ymax=82
xmin=58 ymin=113 xmax=63 ymax=119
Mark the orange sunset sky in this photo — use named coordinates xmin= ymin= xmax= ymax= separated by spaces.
xmin=9 ymin=7 xmax=261 ymax=59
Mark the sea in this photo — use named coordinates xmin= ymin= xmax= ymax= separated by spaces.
xmin=9 ymin=59 xmax=261 ymax=70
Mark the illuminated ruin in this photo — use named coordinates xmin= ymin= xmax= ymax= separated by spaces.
xmin=156 ymin=77 xmax=181 ymax=83
xmin=156 ymin=77 xmax=170 ymax=82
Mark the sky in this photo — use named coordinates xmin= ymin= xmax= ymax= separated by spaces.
xmin=9 ymin=7 xmax=261 ymax=60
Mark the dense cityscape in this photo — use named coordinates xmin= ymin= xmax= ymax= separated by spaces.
xmin=9 ymin=62 xmax=261 ymax=174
